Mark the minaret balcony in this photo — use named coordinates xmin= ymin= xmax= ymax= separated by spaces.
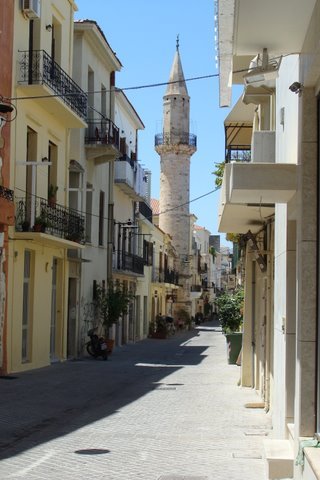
xmin=155 ymin=132 xmax=197 ymax=155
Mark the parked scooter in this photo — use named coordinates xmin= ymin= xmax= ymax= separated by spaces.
xmin=86 ymin=328 xmax=108 ymax=360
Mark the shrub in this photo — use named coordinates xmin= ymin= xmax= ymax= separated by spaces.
xmin=215 ymin=288 xmax=244 ymax=333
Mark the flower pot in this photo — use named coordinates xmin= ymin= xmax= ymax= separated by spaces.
xmin=225 ymin=332 xmax=242 ymax=365
xmin=33 ymin=223 xmax=45 ymax=232
xmin=106 ymin=339 xmax=115 ymax=354
xmin=150 ymin=331 xmax=167 ymax=339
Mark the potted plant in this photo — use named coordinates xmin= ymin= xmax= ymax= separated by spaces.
xmin=94 ymin=281 xmax=133 ymax=352
xmin=48 ymin=184 xmax=58 ymax=207
xmin=20 ymin=219 xmax=30 ymax=232
xmin=33 ymin=213 xmax=48 ymax=232
xmin=215 ymin=288 xmax=244 ymax=364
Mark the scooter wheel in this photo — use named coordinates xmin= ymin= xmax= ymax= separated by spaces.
xmin=102 ymin=351 xmax=108 ymax=361
xmin=86 ymin=342 xmax=97 ymax=357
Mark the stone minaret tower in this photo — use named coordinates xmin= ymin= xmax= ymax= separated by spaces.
xmin=155 ymin=38 xmax=197 ymax=312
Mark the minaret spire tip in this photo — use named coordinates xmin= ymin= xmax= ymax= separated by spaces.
xmin=176 ymin=34 xmax=179 ymax=51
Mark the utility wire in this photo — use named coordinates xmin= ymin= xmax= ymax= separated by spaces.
xmin=13 ymin=184 xmax=220 ymax=224
xmin=5 ymin=52 xmax=292 ymax=103
xmin=7 ymin=66 xmax=259 ymax=102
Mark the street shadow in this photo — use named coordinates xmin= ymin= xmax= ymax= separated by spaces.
xmin=0 ymin=322 xmax=217 ymax=461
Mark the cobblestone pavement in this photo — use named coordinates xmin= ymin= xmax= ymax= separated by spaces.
xmin=0 ymin=321 xmax=272 ymax=480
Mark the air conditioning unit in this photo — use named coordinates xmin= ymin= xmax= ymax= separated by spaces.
xmin=22 ymin=0 xmax=41 ymax=19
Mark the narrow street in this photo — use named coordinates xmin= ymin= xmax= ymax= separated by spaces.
xmin=0 ymin=321 xmax=271 ymax=480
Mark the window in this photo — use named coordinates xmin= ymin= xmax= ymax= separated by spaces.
xmin=88 ymin=68 xmax=94 ymax=122
xmin=99 ymin=191 xmax=105 ymax=246
xmin=86 ymin=183 xmax=93 ymax=243
xmin=69 ymin=170 xmax=81 ymax=211
xmin=26 ymin=127 xmax=37 ymax=223
xmin=143 ymin=240 xmax=153 ymax=266
xmin=48 ymin=141 xmax=57 ymax=194
xmin=101 ymin=85 xmax=106 ymax=118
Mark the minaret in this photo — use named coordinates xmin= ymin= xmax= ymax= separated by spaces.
xmin=155 ymin=37 xmax=197 ymax=312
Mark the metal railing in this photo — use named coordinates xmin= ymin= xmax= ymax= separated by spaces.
xmin=85 ymin=119 xmax=120 ymax=150
xmin=164 ymin=269 xmax=179 ymax=285
xmin=18 ymin=50 xmax=87 ymax=121
xmin=15 ymin=197 xmax=85 ymax=244
xmin=190 ymin=285 xmax=202 ymax=292
xmin=152 ymin=267 xmax=179 ymax=285
xmin=115 ymin=251 xmax=144 ymax=275
xmin=225 ymin=145 xmax=251 ymax=163
xmin=0 ymin=185 xmax=14 ymax=202
xmin=155 ymin=132 xmax=197 ymax=147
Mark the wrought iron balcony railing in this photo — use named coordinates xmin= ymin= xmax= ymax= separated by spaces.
xmin=225 ymin=145 xmax=251 ymax=163
xmin=164 ymin=269 xmax=179 ymax=285
xmin=190 ymin=285 xmax=202 ymax=292
xmin=0 ymin=185 xmax=14 ymax=202
xmin=18 ymin=50 xmax=87 ymax=121
xmin=114 ymin=250 xmax=144 ymax=275
xmin=152 ymin=267 xmax=179 ymax=285
xmin=155 ymin=132 xmax=197 ymax=148
xmin=15 ymin=197 xmax=85 ymax=244
xmin=85 ymin=119 xmax=120 ymax=150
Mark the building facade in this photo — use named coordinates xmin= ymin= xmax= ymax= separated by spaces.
xmin=70 ymin=19 xmax=122 ymax=355
xmin=7 ymin=0 xmax=87 ymax=373
xmin=0 ymin=0 xmax=15 ymax=375
xmin=216 ymin=1 xmax=320 ymax=478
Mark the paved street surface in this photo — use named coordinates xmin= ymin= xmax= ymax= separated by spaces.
xmin=0 ymin=320 xmax=272 ymax=480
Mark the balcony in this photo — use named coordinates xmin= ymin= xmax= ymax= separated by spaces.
xmin=138 ymin=201 xmax=153 ymax=223
xmin=191 ymin=285 xmax=202 ymax=292
xmin=226 ymin=145 xmax=251 ymax=163
xmin=164 ymin=269 xmax=179 ymax=286
xmin=113 ymin=251 xmax=144 ymax=275
xmin=85 ymin=119 xmax=120 ymax=163
xmin=155 ymin=132 xmax=197 ymax=155
xmin=114 ymin=156 xmax=147 ymax=201
xmin=218 ymin=161 xmax=297 ymax=233
xmin=152 ymin=267 xmax=179 ymax=285
xmin=0 ymin=186 xmax=15 ymax=226
xmin=17 ymin=50 xmax=87 ymax=128
xmin=15 ymin=197 xmax=85 ymax=248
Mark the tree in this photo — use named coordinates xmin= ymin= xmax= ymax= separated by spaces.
xmin=95 ymin=281 xmax=133 ymax=337
xmin=215 ymin=288 xmax=244 ymax=333
xmin=212 ymin=161 xmax=225 ymax=188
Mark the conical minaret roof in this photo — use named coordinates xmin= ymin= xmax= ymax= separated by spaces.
xmin=165 ymin=43 xmax=189 ymax=97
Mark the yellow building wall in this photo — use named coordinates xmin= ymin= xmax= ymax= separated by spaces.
xmin=7 ymin=239 xmax=69 ymax=373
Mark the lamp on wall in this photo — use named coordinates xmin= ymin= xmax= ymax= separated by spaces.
xmin=0 ymin=101 xmax=14 ymax=130
xmin=46 ymin=24 xmax=53 ymax=32
xmin=247 ymin=231 xmax=267 ymax=273
xmin=289 ymin=82 xmax=303 ymax=95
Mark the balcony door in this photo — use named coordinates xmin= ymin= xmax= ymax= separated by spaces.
xmin=25 ymin=127 xmax=37 ymax=225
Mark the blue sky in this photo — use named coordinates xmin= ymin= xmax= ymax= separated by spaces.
xmin=74 ymin=0 xmax=237 ymax=240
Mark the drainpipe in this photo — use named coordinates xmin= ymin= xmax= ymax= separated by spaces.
xmin=107 ymin=72 xmax=116 ymax=281
xmin=251 ymin=259 xmax=256 ymax=388
xmin=264 ymin=222 xmax=272 ymax=412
